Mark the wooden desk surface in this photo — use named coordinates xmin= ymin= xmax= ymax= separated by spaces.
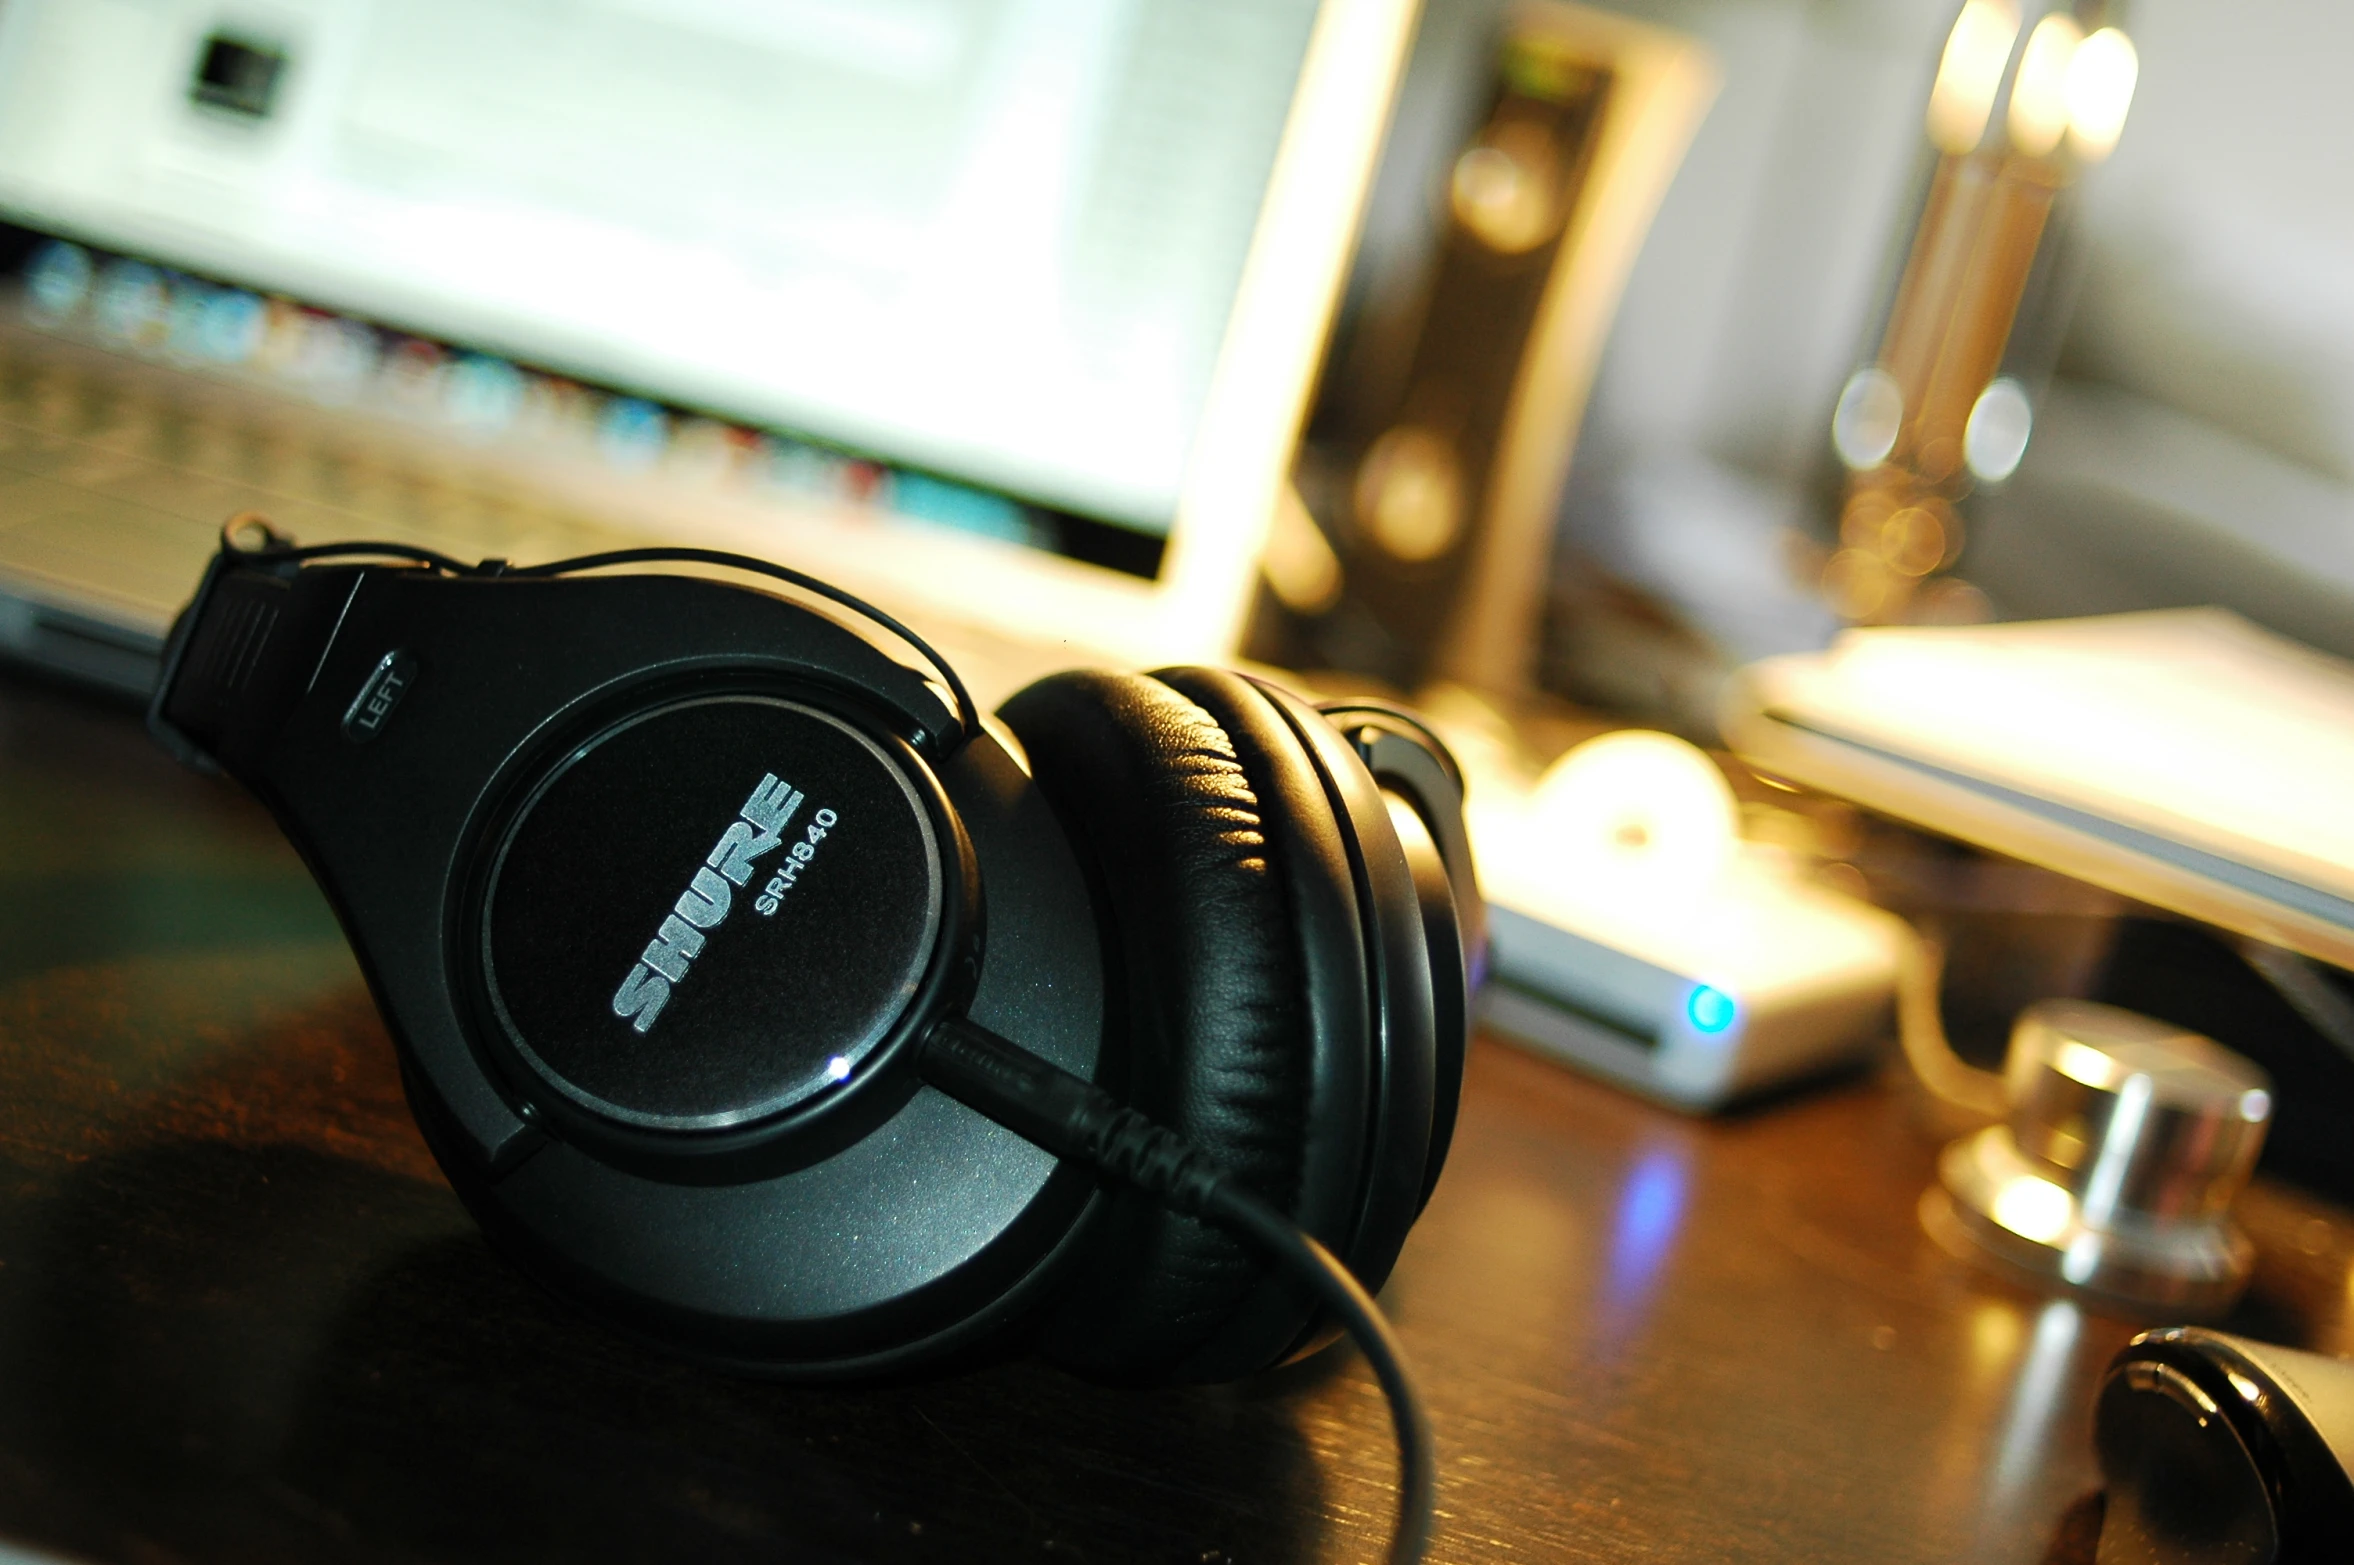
xmin=4 ymin=674 xmax=2352 ymax=1565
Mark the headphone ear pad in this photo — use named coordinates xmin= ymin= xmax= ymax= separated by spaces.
xmin=996 ymin=669 xmax=1317 ymax=1381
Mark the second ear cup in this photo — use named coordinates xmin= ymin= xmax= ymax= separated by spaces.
xmin=1175 ymin=674 xmax=1438 ymax=1304
xmin=997 ymin=670 xmax=1374 ymax=1381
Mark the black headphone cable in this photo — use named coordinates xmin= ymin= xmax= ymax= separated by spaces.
xmin=922 ymin=1016 xmax=1436 ymax=1565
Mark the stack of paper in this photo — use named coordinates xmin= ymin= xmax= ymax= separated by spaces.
xmin=1724 ymin=610 xmax=2354 ymax=969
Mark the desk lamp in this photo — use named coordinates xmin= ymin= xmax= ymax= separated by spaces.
xmin=1823 ymin=0 xmax=2138 ymax=627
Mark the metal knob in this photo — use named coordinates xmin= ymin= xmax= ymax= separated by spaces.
xmin=1926 ymin=999 xmax=2273 ymax=1314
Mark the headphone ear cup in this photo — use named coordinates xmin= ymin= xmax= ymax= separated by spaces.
xmin=1311 ymin=702 xmax=1481 ymax=1215
xmin=1169 ymin=673 xmax=1437 ymax=1317
xmin=997 ymin=669 xmax=1323 ymax=1381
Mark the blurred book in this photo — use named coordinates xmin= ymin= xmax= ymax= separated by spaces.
xmin=1726 ymin=609 xmax=2354 ymax=969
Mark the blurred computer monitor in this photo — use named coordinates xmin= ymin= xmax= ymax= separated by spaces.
xmin=0 ymin=0 xmax=1415 ymax=686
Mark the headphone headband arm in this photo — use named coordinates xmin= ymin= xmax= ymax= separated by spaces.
xmin=504 ymin=546 xmax=978 ymax=747
xmin=146 ymin=539 xmax=244 ymax=773
xmin=149 ymin=525 xmax=980 ymax=770
xmin=147 ymin=524 xmax=979 ymax=762
xmin=147 ymin=531 xmax=382 ymax=774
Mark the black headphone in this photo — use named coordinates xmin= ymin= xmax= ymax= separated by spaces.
xmin=148 ymin=526 xmax=1482 ymax=1407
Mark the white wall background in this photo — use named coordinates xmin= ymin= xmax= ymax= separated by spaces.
xmin=2065 ymin=0 xmax=2354 ymax=484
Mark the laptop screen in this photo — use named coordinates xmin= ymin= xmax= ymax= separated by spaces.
xmin=0 ymin=0 xmax=1322 ymax=544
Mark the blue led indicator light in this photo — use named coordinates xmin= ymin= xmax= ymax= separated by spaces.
xmin=1687 ymin=985 xmax=1738 ymax=1035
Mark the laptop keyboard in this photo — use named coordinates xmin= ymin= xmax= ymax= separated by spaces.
xmin=0 ymin=325 xmax=636 ymax=602
xmin=0 ymin=320 xmax=638 ymax=690
xmin=0 ymin=322 xmax=1083 ymax=707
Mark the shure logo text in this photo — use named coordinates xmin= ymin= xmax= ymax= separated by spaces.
xmin=610 ymin=772 xmax=802 ymax=1034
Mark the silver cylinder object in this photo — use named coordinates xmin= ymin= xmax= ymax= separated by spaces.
xmin=1926 ymin=999 xmax=2274 ymax=1314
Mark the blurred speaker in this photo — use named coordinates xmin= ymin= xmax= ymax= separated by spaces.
xmin=1252 ymin=1 xmax=1713 ymax=693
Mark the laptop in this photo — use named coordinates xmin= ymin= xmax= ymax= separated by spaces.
xmin=0 ymin=0 xmax=1417 ymax=705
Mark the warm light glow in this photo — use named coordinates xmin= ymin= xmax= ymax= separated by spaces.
xmin=1927 ymin=0 xmax=2022 ymax=155
xmin=1881 ymin=507 xmax=1948 ymax=577
xmin=1969 ymin=1301 xmax=2025 ymax=1377
xmin=2066 ymin=27 xmax=2138 ymax=161
xmin=2054 ymin=1037 xmax=2116 ymax=1090
xmin=1530 ymin=730 xmax=1740 ymax=892
xmin=1263 ymin=482 xmax=1344 ymax=615
xmin=1450 ymin=121 xmax=1563 ymax=255
xmin=1991 ymin=1173 xmax=2075 ymax=1244
xmin=2006 ymin=13 xmax=2081 ymax=157
xmin=1355 ymin=425 xmax=1464 ymax=563
xmin=1821 ymin=548 xmax=1892 ymax=621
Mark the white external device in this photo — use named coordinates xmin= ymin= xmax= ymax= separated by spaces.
xmin=1465 ymin=730 xmax=1904 ymax=1111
